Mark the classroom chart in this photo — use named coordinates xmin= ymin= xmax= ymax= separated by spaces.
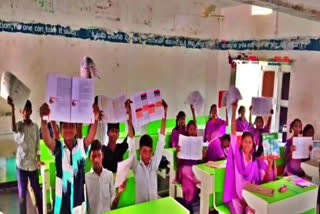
xmin=104 ymin=197 xmax=189 ymax=214
xmin=242 ymin=179 xmax=318 ymax=214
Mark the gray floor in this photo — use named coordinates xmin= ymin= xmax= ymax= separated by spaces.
xmin=0 ymin=185 xmax=38 ymax=214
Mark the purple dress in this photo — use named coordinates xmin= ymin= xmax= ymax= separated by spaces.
xmin=206 ymin=138 xmax=227 ymax=161
xmin=284 ymin=138 xmax=305 ymax=177
xmin=176 ymin=159 xmax=199 ymax=204
xmin=204 ymin=117 xmax=226 ymax=142
xmin=223 ymin=135 xmax=265 ymax=214
xmin=236 ymin=117 xmax=249 ymax=132
xmin=248 ymin=125 xmax=270 ymax=147
xmin=171 ymin=127 xmax=187 ymax=148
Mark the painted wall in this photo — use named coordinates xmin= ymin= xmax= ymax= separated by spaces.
xmin=220 ymin=4 xmax=320 ymax=139
xmin=0 ymin=0 xmax=225 ymax=127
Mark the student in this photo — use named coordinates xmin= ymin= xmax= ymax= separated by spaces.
xmin=223 ymin=101 xmax=275 ymax=214
xmin=206 ymin=134 xmax=230 ymax=161
xmin=40 ymin=102 xmax=101 ymax=214
xmin=171 ymin=104 xmax=196 ymax=148
xmin=102 ymin=123 xmax=130 ymax=173
xmin=236 ymin=105 xmax=249 ymax=132
xmin=303 ymin=124 xmax=315 ymax=139
xmin=204 ymin=104 xmax=228 ymax=142
xmin=248 ymin=106 xmax=273 ymax=147
xmin=7 ymin=97 xmax=43 ymax=214
xmin=176 ymin=120 xmax=201 ymax=209
xmin=86 ymin=139 xmax=126 ymax=214
xmin=127 ymin=99 xmax=168 ymax=204
xmin=284 ymin=119 xmax=312 ymax=177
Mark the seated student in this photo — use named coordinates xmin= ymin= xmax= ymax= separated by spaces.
xmin=236 ymin=105 xmax=249 ymax=132
xmin=176 ymin=120 xmax=202 ymax=209
xmin=206 ymin=134 xmax=230 ymax=161
xmin=223 ymin=102 xmax=275 ymax=214
xmin=7 ymin=97 xmax=43 ymax=214
xmin=86 ymin=139 xmax=126 ymax=214
xmin=40 ymin=102 xmax=101 ymax=214
xmin=127 ymin=99 xmax=168 ymax=204
xmin=204 ymin=104 xmax=228 ymax=142
xmin=248 ymin=106 xmax=273 ymax=147
xmin=284 ymin=119 xmax=312 ymax=177
xmin=171 ymin=104 xmax=196 ymax=148
xmin=303 ymin=124 xmax=315 ymax=139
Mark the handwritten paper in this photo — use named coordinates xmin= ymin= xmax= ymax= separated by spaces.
xmin=98 ymin=94 xmax=128 ymax=123
xmin=1 ymin=72 xmax=31 ymax=109
xmin=251 ymin=97 xmax=273 ymax=116
xmin=46 ymin=73 xmax=94 ymax=123
xmin=131 ymin=89 xmax=163 ymax=127
xmin=222 ymin=87 xmax=242 ymax=107
xmin=178 ymin=135 xmax=203 ymax=160
xmin=115 ymin=157 xmax=133 ymax=188
xmin=262 ymin=133 xmax=280 ymax=159
xmin=292 ymin=137 xmax=313 ymax=159
xmin=185 ymin=91 xmax=204 ymax=112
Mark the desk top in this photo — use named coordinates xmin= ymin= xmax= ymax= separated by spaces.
xmin=249 ymin=179 xmax=318 ymax=204
xmin=105 ymin=197 xmax=189 ymax=214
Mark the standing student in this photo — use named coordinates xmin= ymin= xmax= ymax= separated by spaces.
xmin=86 ymin=139 xmax=126 ymax=214
xmin=284 ymin=119 xmax=312 ymax=177
xmin=171 ymin=104 xmax=196 ymax=148
xmin=176 ymin=120 xmax=201 ymax=209
xmin=204 ymin=104 xmax=228 ymax=142
xmin=248 ymin=106 xmax=273 ymax=147
xmin=127 ymin=100 xmax=168 ymax=204
xmin=40 ymin=102 xmax=101 ymax=214
xmin=236 ymin=105 xmax=249 ymax=132
xmin=206 ymin=134 xmax=230 ymax=161
xmin=7 ymin=97 xmax=43 ymax=214
xmin=223 ymin=101 xmax=275 ymax=214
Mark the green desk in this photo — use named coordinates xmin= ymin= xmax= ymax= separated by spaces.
xmin=105 ymin=197 xmax=189 ymax=214
xmin=193 ymin=161 xmax=226 ymax=214
xmin=242 ymin=179 xmax=318 ymax=214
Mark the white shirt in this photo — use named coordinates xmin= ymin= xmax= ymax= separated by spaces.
xmin=85 ymin=168 xmax=115 ymax=214
xmin=14 ymin=121 xmax=40 ymax=171
xmin=128 ymin=134 xmax=165 ymax=204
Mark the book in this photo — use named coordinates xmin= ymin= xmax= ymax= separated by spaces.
xmin=46 ymin=73 xmax=94 ymax=123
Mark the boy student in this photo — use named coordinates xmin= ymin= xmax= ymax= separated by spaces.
xmin=8 ymin=97 xmax=43 ymax=214
xmin=40 ymin=102 xmax=102 ymax=214
xmin=85 ymin=139 xmax=126 ymax=214
xmin=127 ymin=99 xmax=168 ymax=203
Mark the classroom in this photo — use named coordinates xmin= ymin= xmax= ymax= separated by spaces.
xmin=0 ymin=0 xmax=320 ymax=214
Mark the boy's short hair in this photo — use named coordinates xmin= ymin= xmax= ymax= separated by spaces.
xmin=107 ymin=123 xmax=120 ymax=133
xmin=81 ymin=56 xmax=95 ymax=68
xmin=139 ymin=134 xmax=153 ymax=149
xmin=89 ymin=139 xmax=102 ymax=155
xmin=24 ymin=100 xmax=32 ymax=110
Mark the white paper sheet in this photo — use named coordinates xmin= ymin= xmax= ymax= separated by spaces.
xmin=98 ymin=94 xmax=128 ymax=123
xmin=185 ymin=91 xmax=204 ymax=112
xmin=147 ymin=89 xmax=164 ymax=122
xmin=71 ymin=77 xmax=94 ymax=123
xmin=311 ymin=140 xmax=320 ymax=160
xmin=251 ymin=97 xmax=273 ymax=116
xmin=226 ymin=86 xmax=242 ymax=107
xmin=178 ymin=135 xmax=203 ymax=160
xmin=46 ymin=73 xmax=72 ymax=122
xmin=114 ymin=156 xmax=133 ymax=188
xmin=292 ymin=137 xmax=313 ymax=159
xmin=1 ymin=72 xmax=31 ymax=109
xmin=46 ymin=74 xmax=94 ymax=123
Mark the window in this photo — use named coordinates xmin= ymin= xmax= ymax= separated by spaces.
xmin=251 ymin=5 xmax=273 ymax=16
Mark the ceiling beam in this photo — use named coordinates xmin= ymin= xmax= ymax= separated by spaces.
xmin=231 ymin=0 xmax=320 ymax=22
